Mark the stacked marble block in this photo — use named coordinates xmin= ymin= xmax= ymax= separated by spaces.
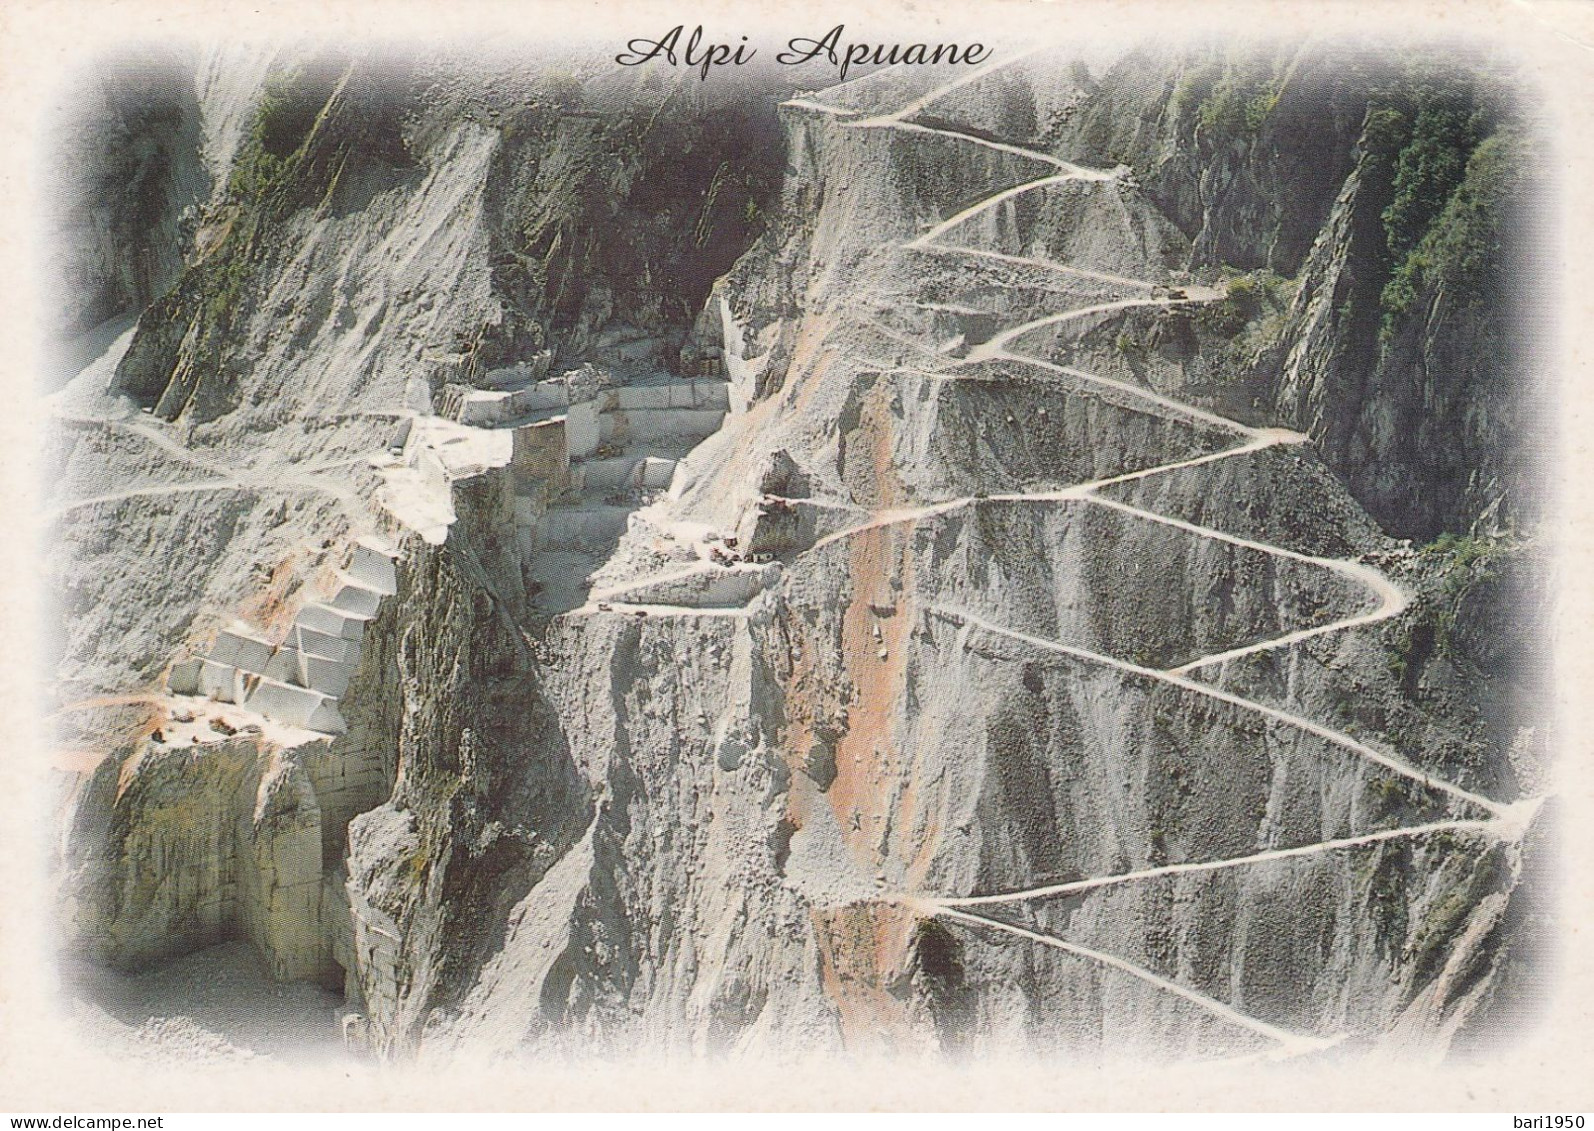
xmin=455 ymin=375 xmax=729 ymax=479
xmin=168 ymin=538 xmax=400 ymax=735
xmin=444 ymin=370 xmax=730 ymax=557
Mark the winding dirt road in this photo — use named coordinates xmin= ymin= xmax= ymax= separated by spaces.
xmin=757 ymin=59 xmax=1541 ymax=1054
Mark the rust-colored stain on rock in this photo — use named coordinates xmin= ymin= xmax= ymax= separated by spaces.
xmin=812 ymin=900 xmax=928 ymax=1054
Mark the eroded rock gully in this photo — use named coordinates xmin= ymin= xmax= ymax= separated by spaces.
xmin=47 ymin=42 xmax=1552 ymax=1065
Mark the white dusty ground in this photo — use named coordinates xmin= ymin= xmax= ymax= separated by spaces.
xmin=61 ymin=942 xmax=348 ymax=1065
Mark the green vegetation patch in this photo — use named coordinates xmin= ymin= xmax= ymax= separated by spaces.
xmin=1387 ymin=531 xmax=1517 ymax=689
xmin=1170 ymin=54 xmax=1285 ymax=148
xmin=1407 ymin=843 xmax=1510 ymax=982
xmin=1379 ymin=129 xmax=1526 ymax=342
xmin=228 ymin=61 xmax=346 ymax=206
xmin=1423 ymin=530 xmax=1512 ymax=611
xmin=1359 ymin=70 xmax=1520 ymax=346
xmin=1198 ymin=268 xmax=1297 ymax=345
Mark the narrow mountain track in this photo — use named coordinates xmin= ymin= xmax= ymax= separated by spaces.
xmin=926 ymin=905 xmax=1343 ymax=1057
xmin=583 ymin=58 xmax=1539 ymax=1055
xmin=48 ymin=478 xmax=244 ymax=519
xmin=52 ymin=413 xmax=372 ymax=520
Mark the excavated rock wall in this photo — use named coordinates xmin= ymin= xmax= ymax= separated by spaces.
xmin=60 ymin=734 xmax=351 ymax=984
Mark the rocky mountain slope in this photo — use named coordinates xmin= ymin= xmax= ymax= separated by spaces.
xmin=46 ymin=39 xmax=1553 ymax=1064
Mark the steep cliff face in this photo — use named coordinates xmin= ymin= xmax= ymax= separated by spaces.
xmin=1030 ymin=42 xmax=1549 ymax=540
xmin=1274 ymin=121 xmax=1546 ymax=542
xmin=110 ymin=53 xmax=782 ymax=421
xmin=50 ymin=40 xmax=1550 ymax=1067
xmin=46 ymin=49 xmax=210 ymax=362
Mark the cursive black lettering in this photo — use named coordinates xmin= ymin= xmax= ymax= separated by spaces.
xmin=624 ymin=27 xmax=988 ymax=80
xmin=616 ymin=25 xmax=684 ymax=66
xmin=617 ymin=26 xmax=755 ymax=78
xmin=778 ymin=25 xmax=845 ymax=69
